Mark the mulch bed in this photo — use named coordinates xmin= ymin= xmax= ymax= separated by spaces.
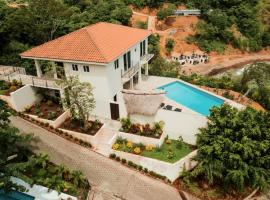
xmin=60 ymin=118 xmax=103 ymax=136
xmin=24 ymin=101 xmax=64 ymax=120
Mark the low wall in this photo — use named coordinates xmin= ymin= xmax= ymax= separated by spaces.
xmin=111 ymin=131 xmax=167 ymax=147
xmin=59 ymin=123 xmax=105 ymax=146
xmin=25 ymin=110 xmax=70 ymax=128
xmin=112 ymin=149 xmax=198 ymax=182
xmin=10 ymin=85 xmax=40 ymax=112
xmin=156 ymin=110 xmax=207 ymax=145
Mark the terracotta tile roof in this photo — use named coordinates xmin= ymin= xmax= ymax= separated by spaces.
xmin=20 ymin=22 xmax=152 ymax=63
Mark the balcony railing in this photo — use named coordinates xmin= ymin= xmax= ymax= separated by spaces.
xmin=121 ymin=62 xmax=140 ymax=80
xmin=0 ymin=66 xmax=63 ymax=90
xmin=140 ymin=54 xmax=154 ymax=65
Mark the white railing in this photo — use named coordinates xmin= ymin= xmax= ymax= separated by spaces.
xmin=0 ymin=66 xmax=63 ymax=89
xmin=121 ymin=62 xmax=140 ymax=80
xmin=140 ymin=54 xmax=154 ymax=64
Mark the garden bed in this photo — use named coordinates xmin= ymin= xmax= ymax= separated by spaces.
xmin=60 ymin=118 xmax=103 ymax=136
xmin=119 ymin=118 xmax=164 ymax=139
xmin=24 ymin=101 xmax=64 ymax=120
xmin=113 ymin=137 xmax=193 ymax=163
xmin=0 ymin=80 xmax=22 ymax=96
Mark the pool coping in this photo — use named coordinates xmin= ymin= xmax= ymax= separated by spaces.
xmin=156 ymin=78 xmax=245 ymax=116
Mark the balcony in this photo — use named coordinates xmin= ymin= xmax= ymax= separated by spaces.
xmin=121 ymin=62 xmax=140 ymax=83
xmin=0 ymin=66 xmax=63 ymax=90
xmin=140 ymin=54 xmax=154 ymax=65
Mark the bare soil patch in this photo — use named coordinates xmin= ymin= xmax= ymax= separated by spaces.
xmin=60 ymin=118 xmax=103 ymax=136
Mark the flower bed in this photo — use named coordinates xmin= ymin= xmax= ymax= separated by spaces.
xmin=119 ymin=118 xmax=164 ymax=139
xmin=60 ymin=118 xmax=103 ymax=136
xmin=24 ymin=101 xmax=64 ymax=120
xmin=112 ymin=136 xmax=193 ymax=163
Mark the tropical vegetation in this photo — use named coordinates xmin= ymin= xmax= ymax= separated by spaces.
xmin=183 ymin=104 xmax=270 ymax=193
xmin=0 ymin=100 xmax=90 ymax=198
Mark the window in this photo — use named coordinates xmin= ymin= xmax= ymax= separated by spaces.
xmin=113 ymin=94 xmax=117 ymax=102
xmin=72 ymin=64 xmax=78 ymax=71
xmin=140 ymin=40 xmax=146 ymax=57
xmin=114 ymin=59 xmax=119 ymax=69
xmin=123 ymin=51 xmax=131 ymax=71
xmin=83 ymin=65 xmax=90 ymax=72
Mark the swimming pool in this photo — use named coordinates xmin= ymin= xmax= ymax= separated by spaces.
xmin=0 ymin=190 xmax=35 ymax=200
xmin=158 ymin=81 xmax=224 ymax=116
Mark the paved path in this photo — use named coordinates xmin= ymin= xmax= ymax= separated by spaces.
xmin=11 ymin=116 xmax=182 ymax=200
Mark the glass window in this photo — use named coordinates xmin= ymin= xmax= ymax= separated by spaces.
xmin=114 ymin=59 xmax=119 ymax=69
xmin=72 ymin=64 xmax=78 ymax=71
xmin=83 ymin=65 xmax=90 ymax=72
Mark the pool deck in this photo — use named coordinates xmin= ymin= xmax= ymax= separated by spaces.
xmin=136 ymin=75 xmax=245 ymax=114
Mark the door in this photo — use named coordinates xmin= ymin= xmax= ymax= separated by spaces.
xmin=110 ymin=103 xmax=120 ymax=120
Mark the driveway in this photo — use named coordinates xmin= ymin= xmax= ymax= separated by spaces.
xmin=11 ymin=116 xmax=182 ymax=200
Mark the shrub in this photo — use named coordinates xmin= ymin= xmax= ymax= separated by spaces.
xmin=115 ymin=157 xmax=120 ymax=162
xmin=9 ymin=85 xmax=17 ymax=92
xmin=112 ymin=143 xmax=120 ymax=150
xmin=48 ymin=112 xmax=57 ymax=120
xmin=138 ymin=165 xmax=143 ymax=171
xmin=126 ymin=141 xmax=133 ymax=148
xmin=133 ymin=147 xmax=141 ymax=154
xmin=121 ymin=158 xmax=126 ymax=164
xmin=144 ymin=168 xmax=148 ymax=173
xmin=116 ymin=136 xmax=127 ymax=145
xmin=109 ymin=153 xmax=116 ymax=159
xmin=145 ymin=145 xmax=154 ymax=151
xmin=165 ymin=139 xmax=172 ymax=144
xmin=128 ymin=161 xmax=133 ymax=166
xmin=120 ymin=118 xmax=132 ymax=132
xmin=176 ymin=136 xmax=184 ymax=149
xmin=47 ymin=100 xmax=53 ymax=106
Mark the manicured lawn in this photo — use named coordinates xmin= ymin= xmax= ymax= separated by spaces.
xmin=141 ymin=140 xmax=192 ymax=163
xmin=116 ymin=139 xmax=193 ymax=163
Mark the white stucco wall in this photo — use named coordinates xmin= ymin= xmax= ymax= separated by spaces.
xmin=61 ymin=37 xmax=149 ymax=119
xmin=131 ymin=110 xmax=208 ymax=145
xmin=111 ymin=149 xmax=197 ymax=182
xmin=10 ymin=85 xmax=40 ymax=112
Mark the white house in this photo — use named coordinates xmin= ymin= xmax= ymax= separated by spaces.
xmin=19 ymin=22 xmax=154 ymax=120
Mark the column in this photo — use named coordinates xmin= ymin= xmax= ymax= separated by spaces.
xmin=145 ymin=63 xmax=149 ymax=76
xmin=34 ymin=59 xmax=42 ymax=77
xmin=138 ymin=66 xmax=142 ymax=83
xmin=130 ymin=77 xmax=134 ymax=90
xmin=51 ymin=61 xmax=58 ymax=79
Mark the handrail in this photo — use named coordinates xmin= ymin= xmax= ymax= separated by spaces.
xmin=121 ymin=62 xmax=140 ymax=79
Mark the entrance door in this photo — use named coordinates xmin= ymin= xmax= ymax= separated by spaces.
xmin=110 ymin=103 xmax=120 ymax=120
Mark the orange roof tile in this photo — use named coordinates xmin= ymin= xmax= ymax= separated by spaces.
xmin=20 ymin=22 xmax=151 ymax=63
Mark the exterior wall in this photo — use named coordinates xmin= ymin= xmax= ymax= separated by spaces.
xmin=25 ymin=110 xmax=70 ymax=128
xmin=131 ymin=110 xmax=208 ymax=145
xmin=111 ymin=131 xmax=167 ymax=147
xmin=111 ymin=149 xmax=198 ymax=182
xmin=61 ymin=37 xmax=149 ymax=119
xmin=10 ymin=85 xmax=40 ymax=112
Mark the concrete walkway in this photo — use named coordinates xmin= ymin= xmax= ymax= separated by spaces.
xmin=10 ymin=116 xmax=182 ymax=200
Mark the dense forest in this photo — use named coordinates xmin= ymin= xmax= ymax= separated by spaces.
xmin=0 ymin=0 xmax=269 ymax=70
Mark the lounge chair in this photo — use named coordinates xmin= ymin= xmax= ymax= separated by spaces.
xmin=160 ymin=103 xmax=165 ymax=108
xmin=174 ymin=108 xmax=182 ymax=112
xmin=164 ymin=105 xmax=173 ymax=110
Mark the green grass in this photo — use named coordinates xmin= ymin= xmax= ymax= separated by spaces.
xmin=0 ymin=90 xmax=7 ymax=95
xmin=117 ymin=140 xmax=193 ymax=163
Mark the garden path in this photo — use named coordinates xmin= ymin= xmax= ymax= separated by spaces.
xmin=10 ymin=116 xmax=182 ymax=200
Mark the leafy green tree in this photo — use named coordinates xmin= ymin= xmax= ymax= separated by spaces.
xmin=165 ymin=38 xmax=175 ymax=54
xmin=149 ymin=57 xmax=180 ymax=77
xmin=157 ymin=3 xmax=176 ymax=21
xmin=58 ymin=76 xmax=95 ymax=130
xmin=186 ymin=104 xmax=270 ymax=192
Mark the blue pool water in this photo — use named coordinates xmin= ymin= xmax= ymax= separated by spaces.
xmin=158 ymin=81 xmax=224 ymax=116
xmin=0 ymin=190 xmax=34 ymax=200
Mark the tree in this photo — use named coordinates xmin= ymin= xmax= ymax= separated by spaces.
xmin=165 ymin=38 xmax=175 ymax=54
xmin=186 ymin=105 xmax=270 ymax=192
xmin=58 ymin=76 xmax=95 ymax=130
xmin=157 ymin=3 xmax=176 ymax=21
